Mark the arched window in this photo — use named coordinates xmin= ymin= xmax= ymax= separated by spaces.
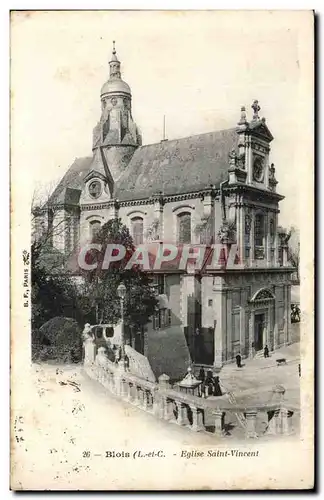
xmin=177 ymin=212 xmax=191 ymax=244
xmin=90 ymin=220 xmax=101 ymax=240
xmin=131 ymin=217 xmax=143 ymax=245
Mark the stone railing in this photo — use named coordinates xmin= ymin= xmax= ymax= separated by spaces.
xmin=83 ymin=343 xmax=299 ymax=439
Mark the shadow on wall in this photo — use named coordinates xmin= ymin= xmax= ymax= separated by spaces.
xmin=147 ymin=326 xmax=192 ymax=383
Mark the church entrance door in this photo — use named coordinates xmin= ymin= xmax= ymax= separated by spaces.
xmin=254 ymin=313 xmax=265 ymax=351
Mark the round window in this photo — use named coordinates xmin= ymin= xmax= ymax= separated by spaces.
xmin=89 ymin=180 xmax=102 ymax=199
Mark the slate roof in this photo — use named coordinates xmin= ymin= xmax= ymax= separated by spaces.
xmin=114 ymin=128 xmax=237 ymax=201
xmin=49 ymin=128 xmax=237 ymax=205
xmin=48 ymin=156 xmax=93 ymax=206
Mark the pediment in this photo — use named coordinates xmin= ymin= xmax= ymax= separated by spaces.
xmin=250 ymin=288 xmax=275 ymax=302
xmin=248 ymin=120 xmax=274 ymax=142
xmin=84 ymin=169 xmax=108 ymax=183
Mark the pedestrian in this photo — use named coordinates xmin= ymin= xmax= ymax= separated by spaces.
xmin=213 ymin=375 xmax=223 ymax=397
xmin=205 ymin=370 xmax=214 ymax=397
xmin=198 ymin=367 xmax=205 ymax=383
xmin=264 ymin=345 xmax=269 ymax=358
xmin=236 ymin=353 xmax=242 ymax=368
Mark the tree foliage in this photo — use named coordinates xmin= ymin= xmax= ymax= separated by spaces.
xmin=82 ymin=218 xmax=158 ymax=330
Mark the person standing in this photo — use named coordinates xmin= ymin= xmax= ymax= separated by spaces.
xmin=236 ymin=353 xmax=242 ymax=368
xmin=213 ymin=376 xmax=223 ymax=397
xmin=264 ymin=345 xmax=269 ymax=358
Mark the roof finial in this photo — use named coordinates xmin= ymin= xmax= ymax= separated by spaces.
xmin=251 ymin=100 xmax=261 ymax=120
xmin=238 ymin=105 xmax=247 ymax=125
xmin=112 ymin=40 xmax=116 ymax=55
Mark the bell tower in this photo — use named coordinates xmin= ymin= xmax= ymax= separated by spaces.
xmin=92 ymin=42 xmax=141 ymax=183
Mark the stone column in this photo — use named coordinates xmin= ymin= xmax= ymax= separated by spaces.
xmin=237 ymin=204 xmax=244 ymax=266
xmin=153 ymin=194 xmax=164 ymax=240
xmin=273 ymin=286 xmax=279 ymax=350
xmin=246 ymin=135 xmax=253 ymax=184
xmin=213 ymin=285 xmax=227 ymax=370
xmin=250 ymin=210 xmax=255 ymax=266
xmin=245 ymin=411 xmax=258 ymax=438
xmin=214 ymin=410 xmax=225 ymax=437
xmin=226 ymin=291 xmax=232 ymax=362
xmin=266 ymin=212 xmax=271 ymax=267
xmin=248 ymin=311 xmax=255 ymax=358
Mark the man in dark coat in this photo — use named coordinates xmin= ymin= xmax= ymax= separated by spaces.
xmin=213 ymin=376 xmax=223 ymax=397
xmin=264 ymin=345 xmax=269 ymax=358
xmin=236 ymin=353 xmax=242 ymax=368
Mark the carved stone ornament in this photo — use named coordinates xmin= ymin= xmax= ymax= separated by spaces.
xmin=145 ymin=218 xmax=160 ymax=242
xmin=217 ymin=220 xmax=236 ymax=244
xmin=253 ymin=155 xmax=265 ymax=182
xmin=245 ymin=211 xmax=252 ymax=234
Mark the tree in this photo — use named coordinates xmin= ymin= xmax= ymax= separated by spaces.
xmin=31 ymin=183 xmax=91 ymax=330
xmin=82 ymin=218 xmax=158 ymax=339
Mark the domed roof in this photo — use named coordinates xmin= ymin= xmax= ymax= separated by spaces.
xmin=101 ymin=78 xmax=131 ymax=96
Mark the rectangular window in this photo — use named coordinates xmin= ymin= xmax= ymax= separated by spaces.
xmin=208 ymin=299 xmax=213 ymax=307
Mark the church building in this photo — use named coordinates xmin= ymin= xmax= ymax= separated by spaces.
xmin=36 ymin=43 xmax=294 ymax=369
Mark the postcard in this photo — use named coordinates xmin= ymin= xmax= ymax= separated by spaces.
xmin=10 ymin=10 xmax=314 ymax=490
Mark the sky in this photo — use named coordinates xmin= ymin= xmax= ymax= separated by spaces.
xmin=11 ymin=10 xmax=313 ymax=228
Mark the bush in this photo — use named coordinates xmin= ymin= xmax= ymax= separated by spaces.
xmin=33 ymin=317 xmax=83 ymax=363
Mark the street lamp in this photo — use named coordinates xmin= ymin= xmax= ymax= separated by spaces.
xmin=117 ymin=282 xmax=127 ymax=369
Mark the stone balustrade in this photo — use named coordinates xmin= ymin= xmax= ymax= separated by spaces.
xmin=83 ymin=342 xmax=298 ymax=439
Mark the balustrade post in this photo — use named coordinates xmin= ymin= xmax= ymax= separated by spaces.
xmin=153 ymin=393 xmax=163 ymax=418
xmin=245 ymin=411 xmax=258 ymax=438
xmin=163 ymin=398 xmax=175 ymax=421
xmin=214 ymin=410 xmax=225 ymax=437
xmin=142 ymin=389 xmax=149 ymax=411
xmin=190 ymin=405 xmax=204 ymax=432
xmin=176 ymin=402 xmax=189 ymax=426
xmin=280 ymin=408 xmax=292 ymax=435
xmin=133 ymin=385 xmax=141 ymax=405
xmin=266 ymin=410 xmax=280 ymax=435
xmin=126 ymin=382 xmax=133 ymax=402
xmin=120 ymin=378 xmax=127 ymax=399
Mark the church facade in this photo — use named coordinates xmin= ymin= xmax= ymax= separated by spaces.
xmin=38 ymin=43 xmax=294 ymax=368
